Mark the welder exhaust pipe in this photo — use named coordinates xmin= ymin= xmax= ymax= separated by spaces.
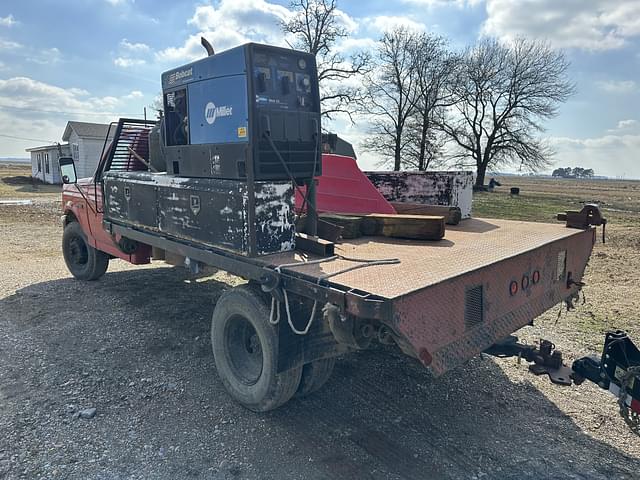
xmin=201 ymin=37 xmax=215 ymax=56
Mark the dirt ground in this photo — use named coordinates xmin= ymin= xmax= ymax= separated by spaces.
xmin=1 ymin=166 xmax=640 ymax=479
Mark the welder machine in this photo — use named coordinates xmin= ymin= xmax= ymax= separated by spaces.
xmin=103 ymin=41 xmax=321 ymax=257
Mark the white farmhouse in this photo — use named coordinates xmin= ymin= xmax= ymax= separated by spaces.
xmin=62 ymin=121 xmax=111 ymax=179
xmin=26 ymin=144 xmax=70 ymax=184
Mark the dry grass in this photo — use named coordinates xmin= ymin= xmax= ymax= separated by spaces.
xmin=0 ymin=163 xmax=60 ymax=199
xmin=474 ymin=176 xmax=640 ymax=351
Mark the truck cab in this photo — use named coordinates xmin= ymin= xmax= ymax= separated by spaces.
xmin=59 ymin=120 xmax=154 ymax=280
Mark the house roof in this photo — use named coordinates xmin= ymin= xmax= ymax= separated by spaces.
xmin=26 ymin=143 xmax=70 ymax=153
xmin=62 ymin=121 xmax=110 ymax=141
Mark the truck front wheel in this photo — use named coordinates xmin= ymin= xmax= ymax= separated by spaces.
xmin=211 ymin=285 xmax=302 ymax=412
xmin=62 ymin=221 xmax=109 ymax=281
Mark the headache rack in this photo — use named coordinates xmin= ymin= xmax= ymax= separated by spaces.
xmin=97 ymin=118 xmax=156 ymax=177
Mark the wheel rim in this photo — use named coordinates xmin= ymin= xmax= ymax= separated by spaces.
xmin=225 ymin=314 xmax=263 ymax=385
xmin=68 ymin=236 xmax=89 ymax=266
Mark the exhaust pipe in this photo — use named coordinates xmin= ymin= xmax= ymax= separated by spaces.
xmin=201 ymin=37 xmax=215 ymax=56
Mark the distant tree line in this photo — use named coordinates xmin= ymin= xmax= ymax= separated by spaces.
xmin=282 ymin=0 xmax=576 ymax=187
xmin=552 ymin=167 xmax=594 ymax=178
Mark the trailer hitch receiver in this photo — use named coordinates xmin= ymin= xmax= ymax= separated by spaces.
xmin=485 ymin=337 xmax=573 ymax=385
xmin=487 ymin=331 xmax=640 ymax=434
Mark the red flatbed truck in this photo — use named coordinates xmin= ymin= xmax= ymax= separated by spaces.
xmin=56 ymin=119 xmax=640 ymax=430
xmin=55 ymin=38 xmax=639 ymax=427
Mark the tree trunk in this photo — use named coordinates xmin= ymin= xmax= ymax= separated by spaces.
xmin=394 ymin=127 xmax=402 ymax=171
xmin=418 ymin=114 xmax=428 ymax=171
xmin=475 ymin=162 xmax=488 ymax=187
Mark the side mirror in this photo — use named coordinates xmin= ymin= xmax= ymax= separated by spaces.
xmin=59 ymin=156 xmax=77 ymax=184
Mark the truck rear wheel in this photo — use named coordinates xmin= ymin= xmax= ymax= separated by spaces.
xmin=297 ymin=357 xmax=336 ymax=397
xmin=62 ymin=221 xmax=109 ymax=281
xmin=211 ymin=285 xmax=302 ymax=412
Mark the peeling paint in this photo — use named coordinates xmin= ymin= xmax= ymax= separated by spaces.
xmin=103 ymin=171 xmax=295 ymax=256
xmin=366 ymin=171 xmax=474 ymax=219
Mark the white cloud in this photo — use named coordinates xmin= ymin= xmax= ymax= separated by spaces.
xmin=124 ymin=90 xmax=143 ymax=99
xmin=114 ymin=39 xmax=151 ymax=68
xmin=481 ymin=0 xmax=640 ymax=50
xmin=27 ymin=47 xmax=61 ymax=65
xmin=617 ymin=119 xmax=638 ymax=129
xmin=0 ymin=39 xmax=61 ymax=64
xmin=0 ymin=38 xmax=22 ymax=51
xmin=334 ymin=37 xmax=378 ymax=55
xmin=402 ymin=0 xmax=482 ymax=7
xmin=0 ymin=14 xmax=17 ymax=27
xmin=114 ymin=57 xmax=146 ymax=68
xmin=550 ymin=132 xmax=640 ymax=178
xmin=0 ymin=77 xmax=137 ymax=116
xmin=368 ymin=15 xmax=426 ymax=33
xmin=157 ymin=0 xmax=291 ymax=63
xmin=596 ymin=79 xmax=637 ymax=94
xmin=0 ymin=77 xmax=146 ymax=155
xmin=120 ymin=39 xmax=150 ymax=53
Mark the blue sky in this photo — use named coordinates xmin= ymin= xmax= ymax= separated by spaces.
xmin=1 ymin=0 xmax=639 ymax=178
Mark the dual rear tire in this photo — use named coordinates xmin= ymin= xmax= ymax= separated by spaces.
xmin=211 ymin=285 xmax=335 ymax=411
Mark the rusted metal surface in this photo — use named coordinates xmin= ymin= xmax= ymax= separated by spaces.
xmin=263 ymin=218 xmax=595 ymax=376
xmin=393 ymin=227 xmax=595 ymax=376
xmin=526 ymin=340 xmax=574 ymax=386
xmin=365 ymin=170 xmax=474 ymax=219
xmin=103 ymin=171 xmax=295 ymax=256
xmin=265 ymin=218 xmax=593 ymax=299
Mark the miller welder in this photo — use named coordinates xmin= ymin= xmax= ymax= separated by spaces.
xmin=103 ymin=40 xmax=321 ymax=257
xmin=158 ymin=42 xmax=321 ymax=181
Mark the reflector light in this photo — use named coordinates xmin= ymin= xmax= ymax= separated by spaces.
xmin=521 ymin=275 xmax=530 ymax=290
xmin=509 ymin=281 xmax=518 ymax=296
xmin=532 ymin=270 xmax=540 ymax=284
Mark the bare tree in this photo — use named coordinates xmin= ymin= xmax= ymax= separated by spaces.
xmin=441 ymin=38 xmax=575 ymax=187
xmin=361 ymin=27 xmax=417 ymax=171
xmin=283 ymin=0 xmax=370 ymax=121
xmin=404 ymin=33 xmax=457 ymax=171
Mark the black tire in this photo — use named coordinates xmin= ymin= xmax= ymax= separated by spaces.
xmin=62 ymin=221 xmax=109 ymax=281
xmin=296 ymin=357 xmax=336 ymax=397
xmin=211 ymin=285 xmax=302 ymax=412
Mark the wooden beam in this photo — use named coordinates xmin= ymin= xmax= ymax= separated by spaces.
xmin=317 ymin=214 xmax=363 ymax=239
xmin=318 ymin=213 xmax=445 ymax=241
xmin=361 ymin=214 xmax=445 ymax=240
xmin=390 ymin=202 xmax=462 ymax=225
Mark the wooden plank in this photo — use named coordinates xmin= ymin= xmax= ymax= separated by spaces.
xmin=318 ymin=214 xmax=363 ymax=239
xmin=361 ymin=214 xmax=445 ymax=240
xmin=390 ymin=202 xmax=462 ymax=225
xmin=319 ymin=213 xmax=445 ymax=241
xmin=296 ymin=215 xmax=344 ymax=242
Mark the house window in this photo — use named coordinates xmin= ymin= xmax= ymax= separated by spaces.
xmin=72 ymin=144 xmax=79 ymax=161
xmin=45 ymin=153 xmax=50 ymax=174
xmin=37 ymin=153 xmax=42 ymax=172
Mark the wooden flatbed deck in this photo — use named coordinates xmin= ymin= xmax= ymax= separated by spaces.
xmin=262 ymin=218 xmax=590 ymax=300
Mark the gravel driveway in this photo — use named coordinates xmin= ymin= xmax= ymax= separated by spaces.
xmin=1 ymin=201 xmax=639 ymax=479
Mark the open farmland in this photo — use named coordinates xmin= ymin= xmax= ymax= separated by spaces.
xmin=1 ymin=164 xmax=640 ymax=479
